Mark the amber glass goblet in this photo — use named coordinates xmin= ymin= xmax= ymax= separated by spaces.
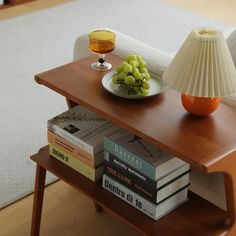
xmin=88 ymin=30 xmax=116 ymax=71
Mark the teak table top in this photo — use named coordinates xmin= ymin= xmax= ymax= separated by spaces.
xmin=35 ymin=54 xmax=236 ymax=172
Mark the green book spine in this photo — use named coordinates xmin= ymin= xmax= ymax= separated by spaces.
xmin=104 ymin=136 xmax=156 ymax=179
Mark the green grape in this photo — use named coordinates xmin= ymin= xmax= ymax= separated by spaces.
xmin=132 ymin=67 xmax=139 ymax=74
xmin=129 ymin=60 xmax=139 ymax=68
xmin=112 ymin=75 xmax=120 ymax=84
xmin=141 ymin=73 xmax=146 ymax=79
xmin=137 ymin=55 xmax=143 ymax=62
xmin=119 ymin=71 xmax=127 ymax=79
xmin=142 ymin=81 xmax=150 ymax=90
xmin=144 ymin=72 xmax=150 ymax=80
xmin=124 ymin=64 xmax=133 ymax=73
xmin=127 ymin=55 xmax=137 ymax=61
xmin=113 ymin=55 xmax=152 ymax=95
xmin=140 ymin=68 xmax=148 ymax=73
xmin=116 ymin=65 xmax=123 ymax=73
xmin=139 ymin=60 xmax=147 ymax=69
xmin=141 ymin=89 xmax=149 ymax=96
xmin=125 ymin=75 xmax=135 ymax=85
xmin=121 ymin=61 xmax=129 ymax=68
xmin=134 ymin=70 xmax=142 ymax=80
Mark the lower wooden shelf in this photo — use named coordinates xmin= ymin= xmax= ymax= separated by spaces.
xmin=31 ymin=146 xmax=229 ymax=236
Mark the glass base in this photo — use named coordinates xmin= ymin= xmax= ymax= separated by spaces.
xmin=91 ymin=62 xmax=112 ymax=71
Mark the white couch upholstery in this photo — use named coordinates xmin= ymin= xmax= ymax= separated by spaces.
xmin=73 ymin=28 xmax=236 ymax=210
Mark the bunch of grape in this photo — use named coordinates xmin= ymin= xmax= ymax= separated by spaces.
xmin=112 ymin=55 xmax=150 ymax=96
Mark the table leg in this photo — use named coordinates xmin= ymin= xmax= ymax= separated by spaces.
xmin=94 ymin=202 xmax=103 ymax=212
xmin=208 ymin=150 xmax=236 ymax=236
xmin=66 ymin=98 xmax=78 ymax=109
xmin=30 ymin=164 xmax=46 ymax=236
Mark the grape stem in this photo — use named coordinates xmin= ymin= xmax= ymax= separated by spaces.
xmin=127 ymin=77 xmax=145 ymax=95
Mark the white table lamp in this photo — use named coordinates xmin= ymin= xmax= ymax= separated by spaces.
xmin=163 ymin=27 xmax=236 ymax=116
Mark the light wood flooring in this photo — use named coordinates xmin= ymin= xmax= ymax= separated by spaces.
xmin=165 ymin=0 xmax=236 ymax=25
xmin=0 ymin=0 xmax=74 ymax=20
xmin=0 ymin=0 xmax=236 ymax=235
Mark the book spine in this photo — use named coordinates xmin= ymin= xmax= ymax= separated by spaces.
xmin=48 ymin=130 xmax=103 ymax=167
xmin=48 ymin=122 xmax=94 ymax=155
xmin=104 ymin=161 xmax=157 ymax=203
xmin=104 ymin=136 xmax=156 ymax=179
xmin=105 ymin=151 xmax=190 ymax=189
xmin=103 ymin=174 xmax=158 ymax=219
xmin=103 ymin=174 xmax=188 ymax=220
xmin=104 ymin=161 xmax=190 ymax=204
xmin=104 ymin=151 xmax=159 ymax=188
xmin=49 ymin=144 xmax=103 ymax=182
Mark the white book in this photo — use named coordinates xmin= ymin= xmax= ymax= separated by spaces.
xmin=103 ymin=174 xmax=188 ymax=220
xmin=47 ymin=105 xmax=119 ymax=155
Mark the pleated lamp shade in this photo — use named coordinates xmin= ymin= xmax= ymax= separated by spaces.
xmin=163 ymin=28 xmax=236 ymax=97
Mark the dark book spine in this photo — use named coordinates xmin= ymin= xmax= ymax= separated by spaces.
xmin=104 ymin=151 xmax=157 ymax=188
xmin=104 ymin=160 xmax=159 ymax=203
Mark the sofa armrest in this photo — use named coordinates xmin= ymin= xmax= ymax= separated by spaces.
xmin=224 ymin=28 xmax=236 ymax=67
xmin=73 ymin=28 xmax=236 ymax=108
xmin=73 ymin=30 xmax=172 ymax=76
xmin=73 ymin=27 xmax=236 ymax=75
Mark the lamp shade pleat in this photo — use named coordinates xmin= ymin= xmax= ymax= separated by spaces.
xmin=163 ymin=28 xmax=236 ymax=97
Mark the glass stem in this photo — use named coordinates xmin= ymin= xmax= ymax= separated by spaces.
xmin=98 ymin=54 xmax=105 ymax=66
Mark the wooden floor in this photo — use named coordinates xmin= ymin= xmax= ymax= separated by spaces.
xmin=0 ymin=0 xmax=74 ymax=20
xmin=165 ymin=0 xmax=236 ymax=25
xmin=0 ymin=0 xmax=236 ymax=235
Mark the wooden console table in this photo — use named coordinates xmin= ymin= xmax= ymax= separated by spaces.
xmin=30 ymin=55 xmax=236 ymax=236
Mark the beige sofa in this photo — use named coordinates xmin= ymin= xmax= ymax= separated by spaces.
xmin=73 ymin=28 xmax=236 ymax=210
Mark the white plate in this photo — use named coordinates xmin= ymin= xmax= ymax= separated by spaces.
xmin=101 ymin=71 xmax=166 ymax=99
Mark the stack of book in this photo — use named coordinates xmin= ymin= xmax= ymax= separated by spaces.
xmin=103 ymin=129 xmax=190 ymax=220
xmin=47 ymin=105 xmax=119 ymax=182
